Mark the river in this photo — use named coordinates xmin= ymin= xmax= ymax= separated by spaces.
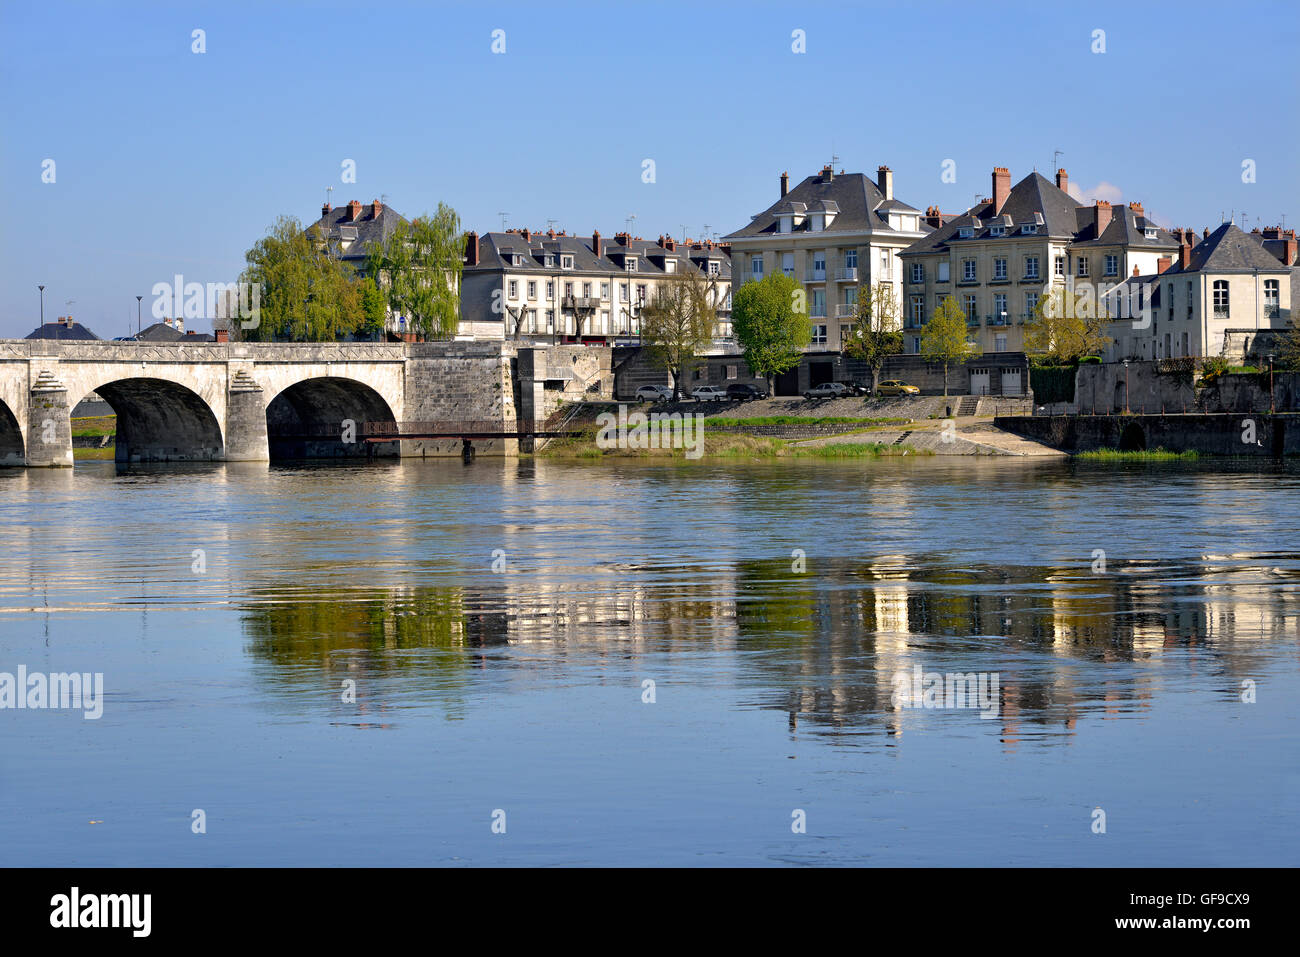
xmin=1 ymin=457 xmax=1297 ymax=866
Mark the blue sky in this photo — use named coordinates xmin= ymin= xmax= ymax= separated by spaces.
xmin=2 ymin=0 xmax=1296 ymax=339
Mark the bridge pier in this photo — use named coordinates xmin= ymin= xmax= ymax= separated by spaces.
xmin=225 ymin=370 xmax=269 ymax=462
xmin=27 ymin=371 xmax=74 ymax=468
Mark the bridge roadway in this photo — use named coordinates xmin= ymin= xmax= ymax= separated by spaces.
xmin=0 ymin=339 xmax=570 ymax=467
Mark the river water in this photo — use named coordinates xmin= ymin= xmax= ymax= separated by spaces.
xmin=1 ymin=457 xmax=1297 ymax=866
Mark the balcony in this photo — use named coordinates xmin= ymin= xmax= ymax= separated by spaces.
xmin=738 ymin=271 xmax=764 ymax=285
xmin=561 ymin=296 xmax=599 ymax=311
xmin=835 ymin=267 xmax=859 ymax=281
xmin=805 ymin=269 xmax=827 ymax=282
xmin=987 ymin=314 xmax=1010 ymax=327
xmin=966 ymin=317 xmax=981 ymax=328
xmin=834 ymin=303 xmax=857 ymax=318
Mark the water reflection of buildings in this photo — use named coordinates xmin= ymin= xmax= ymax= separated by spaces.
xmin=236 ymin=549 xmax=1299 ymax=746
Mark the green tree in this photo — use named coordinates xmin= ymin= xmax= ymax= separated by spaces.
xmin=729 ymin=273 xmax=811 ymax=394
xmin=639 ymin=268 xmax=720 ymax=399
xmin=359 ymin=277 xmax=387 ymax=340
xmin=920 ymin=295 xmax=978 ymax=397
xmin=241 ymin=215 xmax=363 ymax=341
xmin=1276 ymin=317 xmax=1300 ymax=371
xmin=365 ymin=203 xmax=463 ymax=340
xmin=841 ymin=281 xmax=904 ymax=392
xmin=1023 ymin=287 xmax=1112 ymax=362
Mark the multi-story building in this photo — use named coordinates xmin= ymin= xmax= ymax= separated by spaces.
xmin=308 ymin=198 xmax=415 ymax=338
xmin=723 ymin=165 xmax=931 ymax=359
xmin=458 ymin=229 xmax=732 ymax=345
xmin=1101 ymin=222 xmax=1296 ymax=361
xmin=899 ymin=167 xmax=1178 ymax=355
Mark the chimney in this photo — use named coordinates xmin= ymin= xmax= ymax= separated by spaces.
xmin=664 ymin=236 xmax=675 ymax=251
xmin=520 ymin=228 xmax=530 ymax=242
xmin=215 ymin=326 xmax=229 ymax=343
xmin=822 ymin=164 xmax=834 ymax=182
xmin=780 ymin=171 xmax=789 ymax=197
xmin=617 ymin=232 xmax=631 ymax=245
xmin=371 ymin=199 xmax=382 ymax=220
xmin=1129 ymin=201 xmax=1144 ymax=217
xmin=1157 ymin=255 xmax=1172 ymax=274
xmin=464 ymin=230 xmax=479 ymax=267
xmin=1178 ymin=237 xmax=1192 ymax=270
xmin=992 ymin=167 xmax=1011 ymax=214
xmin=1283 ymin=234 xmax=1298 ymax=266
xmin=1093 ymin=200 xmax=1113 ymax=236
xmin=1055 ymin=168 xmax=1069 ymax=194
xmin=1133 ymin=265 xmax=1140 ymax=277
xmin=924 ymin=205 xmax=944 ymax=229
xmin=322 ymin=201 xmax=332 ymax=217
xmin=1203 ymin=226 xmax=1210 ymax=239
xmin=346 ymin=199 xmax=362 ymax=222
xmin=657 ymin=235 xmax=665 ymax=248
xmin=877 ymin=165 xmax=893 ymax=201
xmin=592 ymin=230 xmax=602 ymax=258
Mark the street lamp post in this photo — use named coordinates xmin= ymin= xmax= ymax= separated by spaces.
xmin=136 ymin=296 xmax=143 ymax=337
xmin=38 ymin=285 xmax=45 ymax=326
xmin=1267 ymin=354 xmax=1275 ymax=414
xmin=1123 ymin=359 xmax=1131 ymax=414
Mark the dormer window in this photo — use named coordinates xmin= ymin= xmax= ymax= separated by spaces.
xmin=513 ymin=254 xmax=523 ymax=266
xmin=543 ymin=254 xmax=556 ymax=267
xmin=1020 ymin=224 xmax=1037 ymax=235
xmin=561 ymin=255 xmax=574 ymax=269
xmin=665 ymin=259 xmax=677 ymax=273
xmin=989 ymin=225 xmax=1006 ymax=237
xmin=779 ymin=215 xmax=793 ymax=234
xmin=1144 ymin=227 xmax=1158 ymax=240
xmin=626 ymin=257 xmax=638 ymax=272
xmin=958 ymin=226 xmax=975 ymax=239
xmin=708 ymin=260 xmax=720 ymax=276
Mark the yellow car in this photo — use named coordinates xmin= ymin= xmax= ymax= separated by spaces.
xmin=876 ymin=380 xmax=920 ymax=396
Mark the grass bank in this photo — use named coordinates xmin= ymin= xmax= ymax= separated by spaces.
xmin=536 ymin=427 xmax=923 ymax=460
xmin=1073 ymin=448 xmax=1200 ymax=462
xmin=71 ymin=415 xmax=116 ymax=438
xmin=707 ymin=415 xmax=912 ymax=427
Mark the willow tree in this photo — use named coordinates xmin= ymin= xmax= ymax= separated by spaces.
xmin=729 ymin=272 xmax=811 ymax=394
xmin=842 ymin=281 xmax=904 ymax=392
xmin=920 ymin=295 xmax=978 ymax=397
xmin=366 ymin=203 xmax=463 ymax=340
xmin=639 ymin=268 xmax=720 ymax=399
xmin=241 ymin=215 xmax=363 ymax=341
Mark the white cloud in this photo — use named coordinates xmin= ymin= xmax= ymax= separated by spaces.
xmin=1067 ymin=180 xmax=1124 ymax=205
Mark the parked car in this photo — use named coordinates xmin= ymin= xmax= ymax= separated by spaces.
xmin=843 ymin=379 xmax=873 ymax=396
xmin=634 ymin=384 xmax=673 ymax=402
xmin=725 ymin=383 xmax=767 ymax=400
xmin=803 ymin=382 xmax=849 ymax=399
xmin=689 ymin=385 xmax=729 ymax=401
xmin=876 ymin=380 xmax=920 ymax=396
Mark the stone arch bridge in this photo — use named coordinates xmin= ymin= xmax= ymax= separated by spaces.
xmin=0 ymin=340 xmax=597 ymax=467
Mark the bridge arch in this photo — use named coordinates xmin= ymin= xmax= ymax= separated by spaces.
xmin=80 ymin=377 xmax=225 ymax=463
xmin=0 ymin=399 xmax=23 ymax=466
xmin=264 ymin=376 xmax=400 ymax=460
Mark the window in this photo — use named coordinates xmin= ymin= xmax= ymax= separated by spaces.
xmin=782 ymin=253 xmax=794 ymax=276
xmin=845 ymin=249 xmax=858 ymax=269
xmin=600 ymin=310 xmax=609 ymax=332
xmin=1213 ymin=280 xmax=1229 ymax=318
xmin=708 ymin=261 xmax=720 ymax=276
xmin=811 ymin=324 xmax=827 ymax=346
xmin=508 ymin=280 xmax=518 ymax=298
xmin=993 ymin=293 xmax=1007 ymax=323
xmin=559 ymin=255 xmax=572 ymax=270
xmin=811 ymin=290 xmax=826 ymax=317
xmin=564 ymin=282 xmax=573 ymax=298
xmin=1104 ymin=254 xmax=1119 ymax=276
xmin=1024 ymin=256 xmax=1039 ymax=279
xmin=1021 ymin=224 xmax=1038 ymax=235
xmin=909 ymin=294 xmax=924 ymax=327
xmin=910 ymin=263 xmax=924 ymax=283
xmin=600 ymin=282 xmax=610 ymax=299
xmin=626 ymin=257 xmax=638 ymax=272
xmin=1168 ymin=282 xmax=1174 ymax=320
xmin=840 ymin=324 xmax=853 ymax=343
xmin=1265 ymin=279 xmax=1280 ymax=318
xmin=964 ymin=294 xmax=978 ymax=322
xmin=995 ymin=333 xmax=1007 ymax=352
xmin=813 ymin=252 xmax=826 ymax=275
xmin=527 ymin=281 xmax=537 ymax=299
xmin=990 ymin=225 xmax=1006 ymax=237
xmin=1186 ymin=281 xmax=1193 ymax=318
xmin=958 ymin=226 xmax=974 ymax=239
xmin=1054 ymin=255 xmax=1065 ymax=277
xmin=546 ymin=281 xmax=554 ymax=299
xmin=665 ymin=259 xmax=677 ymax=274
xmin=583 ymin=282 xmax=592 ymax=298
xmin=1025 ymin=291 xmax=1039 ymax=318
xmin=845 ymin=286 xmax=858 ymax=306
xmin=619 ymin=283 xmax=628 ymax=302
xmin=751 ymin=255 xmax=763 ymax=275
xmin=1077 ymin=258 xmax=1089 ymax=277
xmin=545 ymin=310 xmax=554 ymax=331
xmin=880 ymin=250 xmax=891 ymax=277
xmin=994 ymin=257 xmax=1007 ymax=280
xmin=963 ymin=259 xmax=977 ymax=281
xmin=543 ymin=254 xmax=555 ymax=267
xmin=636 ymin=284 xmax=646 ymax=304
xmin=938 ymin=261 xmax=950 ymax=282
xmin=725 ymin=364 xmax=737 ymax=380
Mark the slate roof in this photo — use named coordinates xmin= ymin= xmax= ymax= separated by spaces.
xmin=1162 ymin=223 xmax=1291 ymax=275
xmin=901 ymin=171 xmax=1175 ymax=257
xmin=468 ymin=232 xmax=731 ymax=280
xmin=134 ymin=321 xmax=185 ymax=342
xmin=724 ymin=170 xmax=923 ymax=240
xmin=307 ymin=200 xmax=409 ymax=265
xmin=25 ymin=321 xmax=100 ymax=340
